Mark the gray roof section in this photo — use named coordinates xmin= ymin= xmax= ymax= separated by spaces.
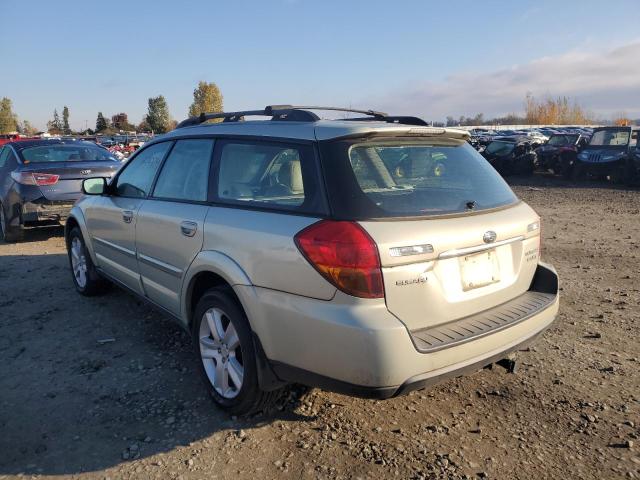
xmin=158 ymin=120 xmax=470 ymax=142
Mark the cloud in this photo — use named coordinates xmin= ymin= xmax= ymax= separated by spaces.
xmin=367 ymin=41 xmax=640 ymax=120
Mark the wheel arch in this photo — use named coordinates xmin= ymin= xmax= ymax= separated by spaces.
xmin=181 ymin=250 xmax=253 ymax=330
xmin=65 ymin=207 xmax=98 ymax=264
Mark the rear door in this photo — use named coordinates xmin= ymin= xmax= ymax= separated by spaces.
xmin=85 ymin=142 xmax=172 ymax=294
xmin=135 ymin=139 xmax=214 ymax=315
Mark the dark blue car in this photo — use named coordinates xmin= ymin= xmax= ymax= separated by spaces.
xmin=0 ymin=139 xmax=121 ymax=242
xmin=574 ymin=126 xmax=639 ymax=184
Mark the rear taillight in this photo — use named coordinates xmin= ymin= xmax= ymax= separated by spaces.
xmin=528 ymin=218 xmax=542 ymax=256
xmin=11 ymin=172 xmax=59 ymax=186
xmin=294 ymin=220 xmax=384 ymax=299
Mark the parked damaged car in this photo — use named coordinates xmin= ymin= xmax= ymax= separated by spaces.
xmin=481 ymin=136 xmax=537 ymax=176
xmin=535 ymin=133 xmax=590 ymax=178
xmin=573 ymin=127 xmax=639 ymax=184
xmin=0 ymin=139 xmax=121 ymax=242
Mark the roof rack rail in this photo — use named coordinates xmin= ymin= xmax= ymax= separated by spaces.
xmin=175 ymin=105 xmax=425 ymax=129
xmin=341 ymin=115 xmax=430 ymax=126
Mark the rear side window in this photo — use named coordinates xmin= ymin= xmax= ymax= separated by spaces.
xmin=115 ymin=142 xmax=171 ymax=197
xmin=0 ymin=148 xmax=18 ymax=169
xmin=214 ymin=140 xmax=325 ymax=214
xmin=0 ymin=148 xmax=9 ymax=168
xmin=153 ymin=139 xmax=214 ymax=202
xmin=320 ymin=139 xmax=517 ymax=219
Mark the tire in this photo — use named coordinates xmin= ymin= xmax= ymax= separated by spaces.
xmin=192 ymin=287 xmax=281 ymax=416
xmin=609 ymin=164 xmax=627 ymax=185
xmin=67 ymin=227 xmax=108 ymax=296
xmin=517 ymin=154 xmax=535 ymax=175
xmin=0 ymin=203 xmax=24 ymax=243
xmin=558 ymin=152 xmax=575 ymax=179
xmin=572 ymin=162 xmax=587 ymax=181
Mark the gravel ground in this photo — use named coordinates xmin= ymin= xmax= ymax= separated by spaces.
xmin=0 ymin=176 xmax=638 ymax=480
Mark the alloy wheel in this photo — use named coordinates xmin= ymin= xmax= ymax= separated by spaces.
xmin=199 ymin=307 xmax=244 ymax=399
xmin=0 ymin=207 xmax=6 ymax=238
xmin=70 ymin=237 xmax=88 ymax=288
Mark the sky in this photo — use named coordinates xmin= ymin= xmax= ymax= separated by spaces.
xmin=1 ymin=0 xmax=639 ymax=130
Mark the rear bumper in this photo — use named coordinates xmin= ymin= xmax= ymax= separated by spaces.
xmin=236 ymin=263 xmax=559 ymax=397
xmin=22 ymin=199 xmax=75 ymax=223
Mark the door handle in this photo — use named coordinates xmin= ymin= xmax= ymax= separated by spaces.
xmin=122 ymin=210 xmax=134 ymax=223
xmin=180 ymin=221 xmax=197 ymax=237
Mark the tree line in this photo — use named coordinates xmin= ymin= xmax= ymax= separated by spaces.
xmin=0 ymin=81 xmax=224 ymax=135
xmin=2 ymin=87 xmax=638 ymax=135
xmin=444 ymin=94 xmax=622 ymax=127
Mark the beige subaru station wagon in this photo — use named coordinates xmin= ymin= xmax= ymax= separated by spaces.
xmin=66 ymin=105 xmax=559 ymax=415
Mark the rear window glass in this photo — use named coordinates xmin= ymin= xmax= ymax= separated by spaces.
xmin=20 ymin=144 xmax=117 ymax=163
xmin=485 ymin=141 xmax=515 ymax=155
xmin=321 ymin=139 xmax=517 ymax=219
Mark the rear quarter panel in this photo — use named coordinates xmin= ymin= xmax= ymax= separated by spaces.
xmin=201 ymin=206 xmax=336 ymax=300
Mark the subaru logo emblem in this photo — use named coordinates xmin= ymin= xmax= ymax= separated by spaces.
xmin=80 ymin=169 xmax=91 ymax=175
xmin=483 ymin=231 xmax=497 ymax=244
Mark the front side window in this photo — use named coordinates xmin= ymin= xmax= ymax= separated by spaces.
xmin=320 ymin=139 xmax=517 ymax=219
xmin=152 ymin=139 xmax=214 ymax=202
xmin=115 ymin=142 xmax=172 ymax=197
xmin=216 ymin=142 xmax=307 ymax=208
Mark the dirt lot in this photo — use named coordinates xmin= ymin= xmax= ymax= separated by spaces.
xmin=0 ymin=176 xmax=638 ymax=480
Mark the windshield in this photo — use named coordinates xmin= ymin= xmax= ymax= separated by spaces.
xmin=21 ymin=144 xmax=117 ymax=163
xmin=547 ymin=134 xmax=577 ymax=146
xmin=320 ymin=139 xmax=517 ymax=218
xmin=589 ymin=129 xmax=630 ymax=146
xmin=485 ymin=141 xmax=515 ymax=155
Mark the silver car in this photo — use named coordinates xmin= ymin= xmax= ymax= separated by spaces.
xmin=66 ymin=105 xmax=559 ymax=415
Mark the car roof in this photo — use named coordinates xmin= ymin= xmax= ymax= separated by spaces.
xmin=8 ymin=139 xmax=100 ymax=151
xmin=490 ymin=135 xmax=530 ymax=143
xmin=156 ymin=119 xmax=470 ymax=143
xmin=592 ymin=125 xmax=638 ymax=131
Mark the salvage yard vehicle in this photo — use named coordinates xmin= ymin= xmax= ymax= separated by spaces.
xmin=65 ymin=105 xmax=559 ymax=415
xmin=573 ymin=126 xmax=639 ymax=184
xmin=481 ymin=136 xmax=538 ymax=176
xmin=535 ymin=133 xmax=590 ymax=177
xmin=0 ymin=139 xmax=121 ymax=242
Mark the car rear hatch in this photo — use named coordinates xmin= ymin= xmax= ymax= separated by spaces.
xmin=318 ymin=131 xmax=552 ymax=350
xmin=19 ymin=161 xmax=119 ymax=202
xmin=360 ymin=201 xmax=542 ymax=335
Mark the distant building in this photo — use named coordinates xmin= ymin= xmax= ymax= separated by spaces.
xmin=111 ymin=113 xmax=129 ymax=130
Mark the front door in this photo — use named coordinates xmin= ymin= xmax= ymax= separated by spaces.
xmin=85 ymin=141 xmax=172 ymax=294
xmin=135 ymin=139 xmax=214 ymax=315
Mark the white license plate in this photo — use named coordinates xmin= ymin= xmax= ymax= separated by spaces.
xmin=460 ymin=249 xmax=500 ymax=291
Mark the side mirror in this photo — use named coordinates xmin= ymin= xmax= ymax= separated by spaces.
xmin=82 ymin=177 xmax=107 ymax=195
